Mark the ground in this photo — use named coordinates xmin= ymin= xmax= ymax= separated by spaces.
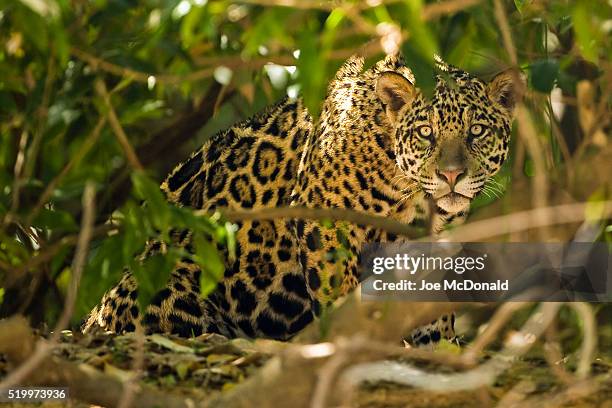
xmin=1 ymin=327 xmax=610 ymax=408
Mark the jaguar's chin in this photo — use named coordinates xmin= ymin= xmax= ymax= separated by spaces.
xmin=436 ymin=192 xmax=471 ymax=214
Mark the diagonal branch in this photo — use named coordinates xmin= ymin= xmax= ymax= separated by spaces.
xmin=94 ymin=78 xmax=144 ymax=171
xmin=26 ymin=116 xmax=107 ymax=225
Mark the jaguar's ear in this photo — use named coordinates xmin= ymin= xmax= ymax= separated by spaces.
xmin=376 ymin=71 xmax=416 ymax=125
xmin=487 ymin=69 xmax=525 ymax=114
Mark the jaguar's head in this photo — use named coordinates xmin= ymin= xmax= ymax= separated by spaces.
xmin=376 ymin=60 xmax=522 ymax=214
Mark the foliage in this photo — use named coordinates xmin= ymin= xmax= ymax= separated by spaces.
xmin=0 ymin=0 xmax=609 ymax=327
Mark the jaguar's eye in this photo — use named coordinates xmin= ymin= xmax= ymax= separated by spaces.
xmin=416 ymin=125 xmax=433 ymax=139
xmin=470 ymin=124 xmax=486 ymax=137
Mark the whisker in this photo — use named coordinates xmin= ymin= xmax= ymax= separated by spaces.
xmin=391 ymin=175 xmax=412 ymax=187
xmin=486 ymin=183 xmax=504 ymax=196
xmin=480 ymin=189 xmax=492 ymax=199
xmin=488 ymin=178 xmax=506 ymax=190
xmin=397 ymin=192 xmax=416 ymax=206
xmin=483 ymin=185 xmax=502 ymax=199
xmin=398 ymin=182 xmax=417 ymax=191
xmin=485 ymin=179 xmax=505 ymax=193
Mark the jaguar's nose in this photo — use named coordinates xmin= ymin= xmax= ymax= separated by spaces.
xmin=437 ymin=167 xmax=465 ymax=190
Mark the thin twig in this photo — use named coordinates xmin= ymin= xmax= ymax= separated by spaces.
xmin=421 ymin=0 xmax=481 ymax=20
xmin=94 ymin=79 xmax=144 ymax=171
xmin=543 ymin=322 xmax=573 ymax=385
xmin=26 ymin=116 xmax=107 ymax=225
xmin=461 ymin=302 xmax=530 ymax=365
xmin=8 ymin=131 xmax=29 ymax=216
xmin=238 ymin=0 xmax=482 ymax=18
xmin=492 ymin=0 xmax=551 ymax=238
xmin=492 ymin=0 xmax=517 ymax=65
xmin=24 ymin=48 xmax=56 ymax=180
xmin=548 ymin=104 xmax=574 ymax=183
xmin=73 ymin=47 xmax=216 ymax=85
xmin=11 ymin=201 xmax=609 ymax=285
xmin=117 ymin=321 xmax=146 ymax=408
xmin=515 ymin=106 xmax=549 ymax=211
xmin=570 ymin=302 xmax=597 ymax=379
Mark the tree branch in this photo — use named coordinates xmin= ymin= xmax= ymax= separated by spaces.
xmin=94 ymin=79 xmax=144 ymax=171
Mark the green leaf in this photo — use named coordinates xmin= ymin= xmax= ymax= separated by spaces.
xmin=335 ymin=228 xmax=350 ymax=249
xmin=131 ymin=171 xmax=170 ymax=231
xmin=320 ymin=219 xmax=334 ymax=229
xmin=585 ymin=189 xmax=608 ymax=224
xmin=32 ymin=208 xmax=79 ymax=233
xmin=132 ymin=252 xmax=176 ymax=311
xmin=524 ymin=158 xmax=535 ymax=177
xmin=18 ymin=0 xmax=60 ymax=19
xmin=513 ymin=0 xmax=526 ymax=13
xmin=403 ymin=1 xmax=438 ymax=63
xmin=149 ymin=334 xmax=193 ymax=353
xmin=224 ymin=222 xmax=237 ymax=261
xmin=77 ymin=234 xmax=131 ymax=317
xmin=400 ymin=45 xmax=436 ymax=99
xmin=572 ymin=2 xmax=599 ymax=62
xmin=241 ymin=8 xmax=294 ymax=57
xmin=297 ymin=19 xmax=328 ymax=119
xmin=529 ymin=59 xmax=559 ymax=93
xmin=180 ymin=3 xmax=207 ymax=48
xmin=192 ymin=233 xmax=224 ymax=298
xmin=55 ymin=267 xmax=71 ymax=295
xmin=50 ymin=245 xmax=71 ymax=277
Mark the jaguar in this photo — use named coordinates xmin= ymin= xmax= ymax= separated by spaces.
xmin=83 ymin=54 xmax=521 ymax=346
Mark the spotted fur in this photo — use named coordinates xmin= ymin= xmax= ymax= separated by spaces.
xmin=83 ymin=54 xmax=520 ymax=345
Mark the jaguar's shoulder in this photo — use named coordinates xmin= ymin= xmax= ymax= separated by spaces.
xmin=160 ymin=97 xmax=313 ymax=209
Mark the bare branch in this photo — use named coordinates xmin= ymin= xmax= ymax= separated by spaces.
xmin=216 ymin=201 xmax=612 ymax=242
xmin=94 ymin=79 xmax=144 ymax=171
xmin=492 ymin=0 xmax=517 ymax=65
xmin=436 ymin=201 xmax=611 ymax=242
xmin=117 ymin=321 xmax=146 ymax=408
xmin=310 ymin=345 xmax=349 ymax=408
xmin=422 ymin=0 xmax=481 ymax=20
xmin=73 ymin=47 xmax=216 ymax=85
xmin=7 ymin=131 xmax=28 ymax=217
xmin=339 ymin=303 xmax=561 ymax=392
xmin=217 ymin=207 xmax=424 ymax=238
xmin=570 ymin=302 xmax=597 ymax=379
